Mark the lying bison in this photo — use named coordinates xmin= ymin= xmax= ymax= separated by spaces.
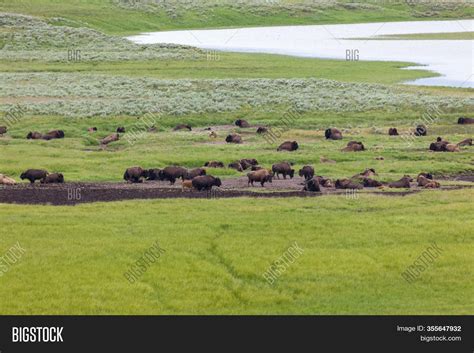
xmin=0 ymin=174 xmax=16 ymax=185
xmin=0 ymin=126 xmax=7 ymax=136
xmin=235 ymin=119 xmax=250 ymax=128
xmin=362 ymin=178 xmax=383 ymax=187
xmin=228 ymin=162 xmax=243 ymax=172
xmin=159 ymin=166 xmax=188 ymax=184
xmin=225 ymin=134 xmax=242 ymax=144
xmin=116 ymin=127 xmax=126 ymax=133
xmin=457 ymin=138 xmax=472 ymax=146
xmin=88 ymin=127 xmax=98 ymax=133
xmin=20 ymin=169 xmax=48 ymax=184
xmin=192 ymin=175 xmax=222 ymax=191
xmin=204 ymin=161 xmax=225 ymax=168
xmin=458 ymin=117 xmax=474 ymax=124
xmin=417 ymin=175 xmax=440 ymax=188
xmin=342 ymin=141 xmax=365 ymax=152
xmin=298 ymin=165 xmax=314 ymax=180
xmin=173 ymin=124 xmax=192 ymax=131
xmin=240 ymin=158 xmax=258 ymax=170
xmin=26 ymin=131 xmax=43 ymax=140
xmin=303 ymin=177 xmax=321 ymax=192
xmin=247 ymin=169 xmax=273 ymax=187
xmin=335 ymin=178 xmax=363 ymax=190
xmin=101 ymin=133 xmax=119 ymax=145
xmin=41 ymin=173 xmax=64 ymax=184
xmin=388 ymin=128 xmax=399 ymax=136
xmin=42 ymin=130 xmax=65 ymax=140
xmin=353 ymin=168 xmax=376 ymax=179
xmin=277 ymin=141 xmax=298 ymax=152
xmin=388 ymin=175 xmax=413 ymax=188
xmin=418 ymin=172 xmax=433 ymax=180
xmin=314 ymin=176 xmax=333 ymax=188
xmin=124 ymin=167 xmax=149 ymax=183
xmin=184 ymin=168 xmax=206 ymax=180
xmin=251 ymin=165 xmax=263 ymax=171
xmin=256 ymin=127 xmax=268 ymax=134
xmin=414 ymin=124 xmax=427 ymax=136
xmin=272 ymin=162 xmax=294 ymax=179
xmin=325 ymin=128 xmax=343 ymax=140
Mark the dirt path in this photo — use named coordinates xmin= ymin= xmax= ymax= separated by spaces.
xmin=1 ymin=176 xmax=473 ymax=205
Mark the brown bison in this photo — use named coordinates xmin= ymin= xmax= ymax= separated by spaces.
xmin=204 ymin=161 xmax=225 ymax=168
xmin=414 ymin=124 xmax=427 ymax=136
xmin=0 ymin=126 xmax=7 ymax=136
xmin=325 ymin=128 xmax=342 ymax=140
xmin=42 ymin=130 xmax=65 ymax=140
xmin=362 ymin=178 xmax=383 ymax=187
xmin=20 ymin=169 xmax=48 ymax=184
xmin=342 ymin=141 xmax=365 ymax=152
xmin=303 ymin=177 xmax=321 ymax=192
xmin=388 ymin=128 xmax=399 ymax=136
xmin=159 ymin=166 xmax=188 ymax=184
xmin=184 ymin=168 xmax=206 ymax=180
xmin=388 ymin=175 xmax=413 ymax=188
xmin=124 ymin=167 xmax=149 ymax=183
xmin=251 ymin=165 xmax=263 ymax=171
xmin=417 ymin=175 xmax=440 ymax=188
xmin=335 ymin=178 xmax=363 ymax=189
xmin=457 ymin=138 xmax=472 ymax=146
xmin=101 ymin=133 xmax=119 ymax=145
xmin=458 ymin=117 xmax=474 ymax=124
xmin=228 ymin=162 xmax=243 ymax=172
xmin=247 ymin=169 xmax=273 ymax=187
xmin=352 ymin=168 xmax=376 ymax=179
xmin=192 ymin=175 xmax=222 ymax=191
xmin=417 ymin=172 xmax=433 ymax=180
xmin=0 ymin=174 xmax=16 ymax=185
xmin=41 ymin=173 xmax=64 ymax=184
xmin=235 ymin=119 xmax=250 ymax=128
xmin=181 ymin=179 xmax=193 ymax=191
xmin=277 ymin=141 xmax=298 ymax=152
xmin=26 ymin=131 xmax=43 ymax=140
xmin=173 ymin=124 xmax=192 ymax=131
xmin=272 ymin=162 xmax=295 ymax=179
xmin=298 ymin=165 xmax=315 ymax=180
xmin=314 ymin=176 xmax=333 ymax=188
xmin=240 ymin=158 xmax=258 ymax=170
xmin=225 ymin=134 xmax=242 ymax=144
xmin=116 ymin=127 xmax=126 ymax=133
xmin=256 ymin=127 xmax=268 ymax=134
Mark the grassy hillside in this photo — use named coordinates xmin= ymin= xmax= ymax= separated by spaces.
xmin=0 ymin=0 xmax=473 ymax=34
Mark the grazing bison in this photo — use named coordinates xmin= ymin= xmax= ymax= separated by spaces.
xmin=184 ymin=168 xmax=206 ymax=180
xmin=414 ymin=124 xmax=427 ymax=136
xmin=26 ymin=131 xmax=43 ymax=140
xmin=0 ymin=174 xmax=16 ymax=185
xmin=159 ymin=166 xmax=188 ymax=184
xmin=192 ymin=175 xmax=222 ymax=191
xmin=41 ymin=173 xmax=64 ymax=184
xmin=88 ymin=127 xmax=97 ymax=132
xmin=458 ymin=117 xmax=474 ymax=124
xmin=101 ymin=133 xmax=119 ymax=145
xmin=303 ymin=177 xmax=321 ymax=192
xmin=325 ymin=128 xmax=343 ymax=140
xmin=388 ymin=175 xmax=413 ymax=188
xmin=277 ymin=141 xmax=298 ymax=152
xmin=342 ymin=141 xmax=365 ymax=152
xmin=225 ymin=134 xmax=242 ymax=144
xmin=0 ymin=126 xmax=7 ymax=136
xmin=457 ymin=138 xmax=472 ymax=146
xmin=20 ymin=169 xmax=48 ymax=184
xmin=240 ymin=158 xmax=258 ymax=170
xmin=272 ymin=162 xmax=295 ymax=179
xmin=298 ymin=165 xmax=315 ymax=180
xmin=388 ymin=128 xmax=399 ymax=136
xmin=173 ymin=124 xmax=192 ymax=131
xmin=235 ymin=119 xmax=250 ymax=128
xmin=362 ymin=178 xmax=383 ymax=187
xmin=147 ymin=168 xmax=161 ymax=180
xmin=247 ymin=169 xmax=273 ymax=187
xmin=204 ymin=161 xmax=225 ymax=168
xmin=256 ymin=127 xmax=268 ymax=134
xmin=124 ymin=167 xmax=149 ymax=183
xmin=335 ymin=178 xmax=363 ymax=190
xmin=42 ymin=130 xmax=65 ymax=140
xmin=228 ymin=162 xmax=243 ymax=172
xmin=117 ymin=127 xmax=126 ymax=133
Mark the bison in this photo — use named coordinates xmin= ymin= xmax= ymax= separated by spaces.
xmin=314 ymin=176 xmax=333 ymax=188
xmin=159 ymin=166 xmax=188 ymax=185
xmin=256 ymin=127 xmax=268 ymax=134
xmin=204 ymin=161 xmax=225 ymax=168
xmin=388 ymin=128 xmax=399 ymax=136
xmin=101 ymin=133 xmax=119 ymax=145
xmin=173 ymin=124 xmax=192 ymax=131
xmin=457 ymin=138 xmax=472 ymax=146
xmin=414 ymin=124 xmax=427 ymax=136
xmin=239 ymin=158 xmax=258 ymax=170
xmin=342 ymin=141 xmax=365 ymax=152
xmin=251 ymin=165 xmax=263 ymax=171
xmin=235 ymin=119 xmax=250 ymax=128
xmin=181 ymin=179 xmax=193 ymax=191
xmin=116 ymin=127 xmax=126 ymax=133
xmin=124 ymin=167 xmax=149 ymax=183
xmin=277 ymin=141 xmax=298 ymax=152
xmin=228 ymin=162 xmax=243 ymax=172
xmin=272 ymin=162 xmax=294 ymax=179
xmin=417 ymin=175 xmax=440 ymax=188
xmin=192 ymin=175 xmax=222 ymax=191
xmin=335 ymin=178 xmax=363 ymax=190
xmin=362 ymin=178 xmax=383 ymax=187
xmin=325 ymin=128 xmax=343 ymax=140
xmin=417 ymin=172 xmax=433 ymax=180
xmin=0 ymin=126 xmax=7 ymax=136
xmin=247 ymin=169 xmax=273 ymax=187
xmin=88 ymin=127 xmax=98 ymax=133
xmin=303 ymin=177 xmax=321 ymax=192
xmin=298 ymin=165 xmax=315 ymax=180
xmin=184 ymin=168 xmax=206 ymax=180
xmin=26 ymin=131 xmax=43 ymax=140
xmin=225 ymin=134 xmax=242 ymax=144
xmin=20 ymin=169 xmax=48 ymax=184
xmin=352 ymin=168 xmax=376 ymax=179
xmin=41 ymin=173 xmax=64 ymax=184
xmin=0 ymin=174 xmax=16 ymax=185
xmin=147 ymin=168 xmax=161 ymax=180
xmin=458 ymin=117 xmax=474 ymax=124
xmin=388 ymin=175 xmax=413 ymax=188
xmin=42 ymin=130 xmax=65 ymax=140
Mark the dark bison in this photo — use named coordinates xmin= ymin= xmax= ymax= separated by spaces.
xmin=458 ymin=117 xmax=474 ymax=124
xmin=225 ymin=134 xmax=242 ymax=144
xmin=184 ymin=168 xmax=206 ymax=180
xmin=41 ymin=173 xmax=64 ymax=184
xmin=251 ymin=165 xmax=263 ymax=171
xmin=272 ymin=162 xmax=294 ymax=179
xmin=20 ymin=169 xmax=48 ymax=184
xmin=362 ymin=178 xmax=383 ymax=187
xmin=414 ymin=124 xmax=427 ymax=136
xmin=240 ymin=158 xmax=258 ymax=170
xmin=303 ymin=177 xmax=321 ymax=192
xmin=277 ymin=141 xmax=298 ymax=152
xmin=101 ymin=133 xmax=119 ymax=145
xmin=124 ymin=167 xmax=149 ymax=183
xmin=388 ymin=128 xmax=399 ymax=136
xmin=117 ymin=127 xmax=126 ymax=133
xmin=173 ymin=124 xmax=192 ymax=131
xmin=192 ymin=175 xmax=222 ymax=191
xmin=325 ymin=128 xmax=343 ymax=140
xmin=335 ymin=178 xmax=363 ymax=190
xmin=26 ymin=131 xmax=43 ymax=140
xmin=417 ymin=172 xmax=433 ymax=180
xmin=353 ymin=168 xmax=376 ymax=179
xmin=247 ymin=169 xmax=273 ymax=187
xmin=42 ymin=130 xmax=65 ymax=140
xmin=147 ymin=168 xmax=161 ymax=180
xmin=0 ymin=126 xmax=7 ymax=136
xmin=342 ymin=141 xmax=365 ymax=152
xmin=256 ymin=127 xmax=268 ymax=134
xmin=388 ymin=175 xmax=413 ymax=188
xmin=204 ymin=161 xmax=225 ymax=168
xmin=228 ymin=162 xmax=243 ymax=172
xmin=159 ymin=166 xmax=188 ymax=184
xmin=298 ymin=165 xmax=315 ymax=180
xmin=314 ymin=176 xmax=333 ymax=188
xmin=235 ymin=119 xmax=250 ymax=128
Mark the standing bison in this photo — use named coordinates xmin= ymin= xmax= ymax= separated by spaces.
xmin=124 ymin=167 xmax=149 ymax=183
xmin=298 ymin=165 xmax=315 ymax=180
xmin=247 ymin=169 xmax=273 ymax=187
xmin=159 ymin=166 xmax=188 ymax=184
xmin=41 ymin=173 xmax=64 ymax=184
xmin=388 ymin=128 xmax=399 ymax=136
xmin=20 ymin=169 xmax=48 ymax=184
xmin=184 ymin=168 xmax=206 ymax=180
xmin=272 ymin=162 xmax=295 ymax=179
xmin=192 ymin=175 xmax=222 ymax=191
